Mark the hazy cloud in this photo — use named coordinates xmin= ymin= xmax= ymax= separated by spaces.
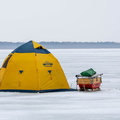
xmin=0 ymin=0 xmax=120 ymax=42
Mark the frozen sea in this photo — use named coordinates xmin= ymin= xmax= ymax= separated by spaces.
xmin=0 ymin=49 xmax=120 ymax=120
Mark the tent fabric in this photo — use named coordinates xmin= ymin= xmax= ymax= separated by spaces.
xmin=80 ymin=68 xmax=96 ymax=77
xmin=2 ymin=54 xmax=12 ymax=68
xmin=0 ymin=88 xmax=77 ymax=93
xmin=12 ymin=41 xmax=50 ymax=53
xmin=0 ymin=41 xmax=71 ymax=92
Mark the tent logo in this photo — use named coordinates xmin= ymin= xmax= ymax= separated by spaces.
xmin=43 ymin=61 xmax=53 ymax=67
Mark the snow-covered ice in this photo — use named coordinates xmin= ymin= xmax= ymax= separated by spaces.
xmin=0 ymin=49 xmax=120 ymax=120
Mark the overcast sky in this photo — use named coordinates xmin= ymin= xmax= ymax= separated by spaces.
xmin=0 ymin=0 xmax=120 ymax=42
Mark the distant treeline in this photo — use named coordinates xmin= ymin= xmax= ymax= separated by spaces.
xmin=0 ymin=41 xmax=120 ymax=49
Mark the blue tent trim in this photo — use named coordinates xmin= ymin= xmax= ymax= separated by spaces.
xmin=12 ymin=41 xmax=50 ymax=54
xmin=0 ymin=89 xmax=77 ymax=93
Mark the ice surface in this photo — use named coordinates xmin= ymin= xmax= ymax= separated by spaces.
xmin=0 ymin=49 xmax=120 ymax=120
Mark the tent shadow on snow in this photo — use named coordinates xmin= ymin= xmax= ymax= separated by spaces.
xmin=0 ymin=41 xmax=76 ymax=93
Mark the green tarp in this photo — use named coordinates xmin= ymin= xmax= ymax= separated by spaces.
xmin=80 ymin=68 xmax=96 ymax=77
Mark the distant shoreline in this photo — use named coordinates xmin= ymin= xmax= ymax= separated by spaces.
xmin=0 ymin=41 xmax=120 ymax=49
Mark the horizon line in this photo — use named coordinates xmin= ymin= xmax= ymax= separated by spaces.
xmin=0 ymin=41 xmax=120 ymax=43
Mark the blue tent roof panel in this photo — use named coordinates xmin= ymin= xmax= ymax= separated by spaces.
xmin=12 ymin=41 xmax=50 ymax=54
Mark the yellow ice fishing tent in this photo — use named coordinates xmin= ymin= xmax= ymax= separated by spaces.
xmin=0 ymin=41 xmax=71 ymax=92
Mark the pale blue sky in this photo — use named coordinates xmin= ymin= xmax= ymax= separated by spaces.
xmin=0 ymin=0 xmax=120 ymax=42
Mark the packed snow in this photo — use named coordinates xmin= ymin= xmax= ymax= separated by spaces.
xmin=0 ymin=49 xmax=120 ymax=120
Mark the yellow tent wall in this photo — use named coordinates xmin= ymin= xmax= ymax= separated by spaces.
xmin=0 ymin=41 xmax=70 ymax=92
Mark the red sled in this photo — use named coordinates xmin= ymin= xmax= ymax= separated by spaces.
xmin=76 ymin=74 xmax=103 ymax=91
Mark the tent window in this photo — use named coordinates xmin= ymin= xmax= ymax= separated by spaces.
xmin=36 ymin=46 xmax=43 ymax=49
xmin=2 ymin=55 xmax=12 ymax=68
